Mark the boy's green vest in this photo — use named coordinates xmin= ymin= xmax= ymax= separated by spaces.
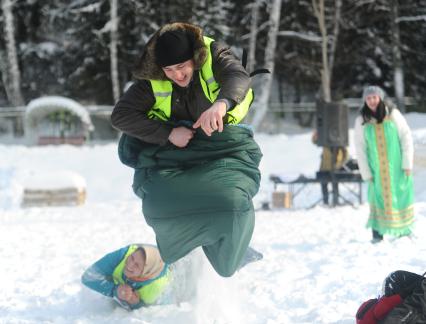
xmin=112 ymin=245 xmax=170 ymax=305
xmin=148 ymin=36 xmax=253 ymax=124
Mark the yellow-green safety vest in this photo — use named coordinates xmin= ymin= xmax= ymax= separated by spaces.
xmin=148 ymin=36 xmax=254 ymax=124
xmin=112 ymin=245 xmax=171 ymax=305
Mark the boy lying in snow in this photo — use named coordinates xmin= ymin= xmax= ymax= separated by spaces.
xmin=81 ymin=243 xmax=262 ymax=310
xmin=81 ymin=244 xmax=171 ymax=310
xmin=356 ymin=270 xmax=425 ymax=324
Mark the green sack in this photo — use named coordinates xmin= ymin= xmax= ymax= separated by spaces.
xmin=118 ymin=125 xmax=262 ymax=276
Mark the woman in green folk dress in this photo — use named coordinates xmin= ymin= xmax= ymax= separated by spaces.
xmin=354 ymin=86 xmax=414 ymax=243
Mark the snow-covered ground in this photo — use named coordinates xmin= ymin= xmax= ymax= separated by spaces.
xmin=1 ymin=113 xmax=426 ymax=324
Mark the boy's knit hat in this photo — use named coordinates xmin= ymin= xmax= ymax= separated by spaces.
xmin=155 ymin=29 xmax=194 ymax=67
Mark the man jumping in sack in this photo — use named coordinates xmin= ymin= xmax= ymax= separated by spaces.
xmin=111 ymin=22 xmax=262 ymax=277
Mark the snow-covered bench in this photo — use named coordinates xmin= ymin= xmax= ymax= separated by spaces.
xmin=21 ymin=171 xmax=86 ymax=207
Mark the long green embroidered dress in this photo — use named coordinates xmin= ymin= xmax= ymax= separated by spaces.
xmin=355 ymin=108 xmax=414 ymax=237
xmin=364 ymin=118 xmax=414 ymax=236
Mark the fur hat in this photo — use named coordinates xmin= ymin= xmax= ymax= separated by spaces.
xmin=133 ymin=22 xmax=207 ymax=81
xmin=362 ymin=86 xmax=385 ymax=102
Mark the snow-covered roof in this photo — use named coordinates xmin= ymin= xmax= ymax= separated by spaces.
xmin=24 ymin=96 xmax=94 ymax=144
xmin=25 ymin=96 xmax=93 ymax=128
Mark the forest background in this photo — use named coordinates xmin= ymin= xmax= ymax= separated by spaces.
xmin=1 ymin=0 xmax=426 ymax=130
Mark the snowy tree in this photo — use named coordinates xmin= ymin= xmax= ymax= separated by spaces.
xmin=61 ymin=0 xmax=113 ymax=103
xmin=0 ymin=51 xmax=11 ymax=104
xmin=115 ymin=0 xmax=159 ymax=87
xmin=390 ymin=0 xmax=405 ymax=112
xmin=191 ymin=0 xmax=234 ymax=40
xmin=311 ymin=0 xmax=342 ymax=102
xmin=247 ymin=0 xmax=261 ymax=74
xmin=1 ymin=0 xmax=24 ymax=107
xmin=335 ymin=1 xmax=426 ymax=102
xmin=251 ymin=0 xmax=282 ymax=130
xmin=109 ymin=0 xmax=120 ymax=103
xmin=397 ymin=0 xmax=426 ymax=102
xmin=10 ymin=1 xmax=64 ymax=100
xmin=0 ymin=0 xmax=425 ymax=115
xmin=272 ymin=0 xmax=326 ymax=105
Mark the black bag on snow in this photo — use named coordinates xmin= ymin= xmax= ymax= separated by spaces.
xmin=381 ymin=271 xmax=426 ymax=324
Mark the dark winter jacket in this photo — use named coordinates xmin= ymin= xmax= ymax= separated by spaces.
xmin=111 ymin=22 xmax=251 ymax=145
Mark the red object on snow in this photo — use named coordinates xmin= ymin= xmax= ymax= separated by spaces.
xmin=356 ymin=294 xmax=403 ymax=324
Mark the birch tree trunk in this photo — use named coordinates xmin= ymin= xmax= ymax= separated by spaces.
xmin=109 ymin=0 xmax=120 ymax=103
xmin=312 ymin=0 xmax=331 ymax=102
xmin=0 ymin=51 xmax=12 ymax=102
xmin=328 ymin=0 xmax=341 ymax=87
xmin=390 ymin=0 xmax=405 ymax=112
xmin=1 ymin=0 xmax=24 ymax=107
xmin=247 ymin=0 xmax=261 ymax=74
xmin=251 ymin=0 xmax=282 ymax=130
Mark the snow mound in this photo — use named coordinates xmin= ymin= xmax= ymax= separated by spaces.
xmin=21 ymin=170 xmax=87 ymax=190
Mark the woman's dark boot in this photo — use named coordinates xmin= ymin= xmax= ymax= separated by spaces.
xmin=371 ymin=229 xmax=383 ymax=243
